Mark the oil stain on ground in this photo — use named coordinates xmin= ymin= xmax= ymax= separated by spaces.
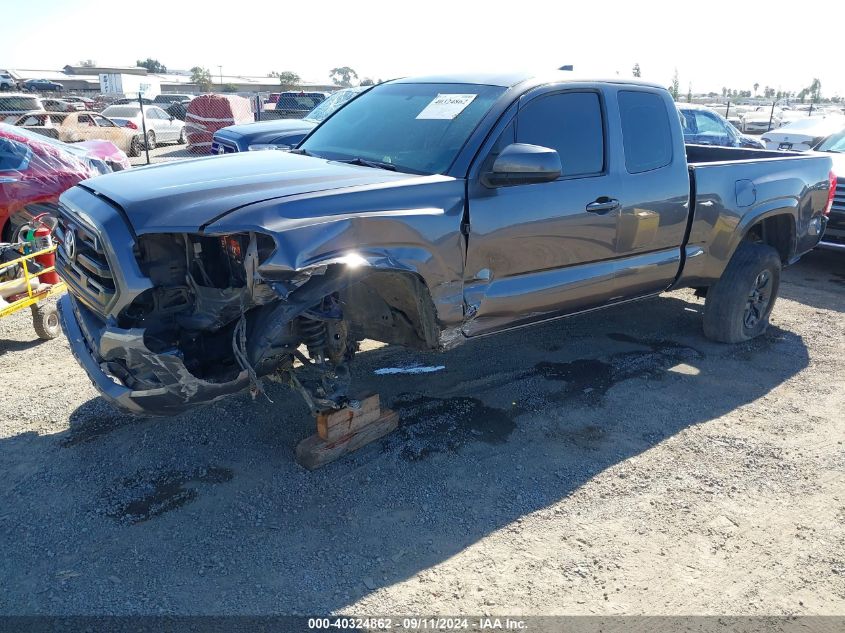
xmin=534 ymin=333 xmax=701 ymax=405
xmin=390 ymin=394 xmax=516 ymax=461
xmin=102 ymin=467 xmax=233 ymax=523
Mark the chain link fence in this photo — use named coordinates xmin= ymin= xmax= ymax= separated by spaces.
xmin=1 ymin=88 xmax=333 ymax=167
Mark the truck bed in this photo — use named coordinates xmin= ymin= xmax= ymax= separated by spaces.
xmin=677 ymin=144 xmax=832 ymax=287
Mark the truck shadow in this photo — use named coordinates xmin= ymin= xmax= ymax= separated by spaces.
xmin=1 ymin=291 xmax=811 ymax=613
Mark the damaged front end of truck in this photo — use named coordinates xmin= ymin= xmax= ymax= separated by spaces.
xmin=55 ymin=188 xmax=446 ymax=417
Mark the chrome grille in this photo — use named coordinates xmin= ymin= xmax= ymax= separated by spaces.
xmin=55 ymin=205 xmax=116 ymax=314
xmin=212 ymin=138 xmax=239 ymax=154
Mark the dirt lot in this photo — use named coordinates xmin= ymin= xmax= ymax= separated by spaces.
xmin=1 ymin=249 xmax=843 ymax=616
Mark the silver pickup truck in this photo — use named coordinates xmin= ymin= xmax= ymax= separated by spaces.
xmin=55 ymin=72 xmax=836 ymax=416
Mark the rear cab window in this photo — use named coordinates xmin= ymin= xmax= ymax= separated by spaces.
xmin=618 ymin=90 xmax=673 ymax=173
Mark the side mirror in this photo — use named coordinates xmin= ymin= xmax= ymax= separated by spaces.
xmin=482 ymin=143 xmax=562 ymax=188
xmin=169 ymin=116 xmax=175 ymax=122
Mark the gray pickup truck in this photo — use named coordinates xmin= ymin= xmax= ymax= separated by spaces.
xmin=55 ymin=72 xmax=836 ymax=416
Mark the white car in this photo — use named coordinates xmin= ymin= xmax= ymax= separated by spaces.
xmin=100 ymin=104 xmax=186 ymax=150
xmin=741 ymin=109 xmax=781 ymax=134
xmin=760 ymin=116 xmax=845 ymax=152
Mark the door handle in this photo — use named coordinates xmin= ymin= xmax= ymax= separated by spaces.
xmin=585 ymin=198 xmax=621 ymax=214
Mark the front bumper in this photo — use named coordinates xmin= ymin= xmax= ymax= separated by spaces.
xmin=59 ymin=294 xmax=251 ymax=416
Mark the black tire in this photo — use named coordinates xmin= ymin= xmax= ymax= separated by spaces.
xmin=703 ymin=241 xmax=781 ymax=343
xmin=128 ymin=136 xmax=141 ymax=157
xmin=145 ymin=130 xmax=156 ymax=150
xmin=32 ymin=303 xmax=61 ymax=340
xmin=177 ymin=127 xmax=186 ymax=144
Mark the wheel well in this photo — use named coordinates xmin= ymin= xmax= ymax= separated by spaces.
xmin=338 ymin=269 xmax=441 ymax=350
xmin=743 ymin=214 xmax=794 ymax=263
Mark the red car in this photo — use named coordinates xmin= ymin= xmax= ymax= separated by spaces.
xmin=0 ymin=123 xmax=130 ymax=241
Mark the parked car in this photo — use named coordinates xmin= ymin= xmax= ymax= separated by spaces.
xmin=0 ymin=123 xmax=128 ymax=242
xmin=677 ymin=103 xmax=764 ymax=149
xmin=22 ymin=79 xmax=63 ymax=92
xmin=62 ymin=95 xmax=95 ymax=109
xmin=274 ymin=91 xmax=328 ymax=118
xmin=165 ymin=100 xmax=191 ymax=121
xmin=153 ymin=94 xmax=194 ymax=105
xmin=111 ymin=96 xmax=154 ymax=105
xmin=54 ymin=72 xmax=834 ymax=416
xmin=0 ymin=94 xmax=44 ymax=123
xmin=741 ymin=108 xmax=781 ymax=134
xmin=0 ymin=72 xmax=19 ymax=91
xmin=12 ymin=111 xmax=139 ymax=156
xmin=41 ymin=98 xmax=84 ymax=112
xmin=101 ymin=104 xmax=186 ymax=151
xmin=212 ymin=87 xmax=366 ymax=153
xmin=812 ymin=131 xmax=845 ymax=250
xmin=761 ymin=116 xmax=845 ymax=152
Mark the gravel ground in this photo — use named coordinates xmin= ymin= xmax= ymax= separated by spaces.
xmin=0 ymin=249 xmax=843 ymax=616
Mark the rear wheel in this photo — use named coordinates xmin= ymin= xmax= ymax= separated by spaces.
xmin=32 ymin=303 xmax=61 ymax=340
xmin=128 ymin=136 xmax=141 ymax=157
xmin=177 ymin=127 xmax=186 ymax=144
xmin=703 ymin=241 xmax=781 ymax=343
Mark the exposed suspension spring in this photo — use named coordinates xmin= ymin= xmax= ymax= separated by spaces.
xmin=300 ymin=317 xmax=328 ymax=359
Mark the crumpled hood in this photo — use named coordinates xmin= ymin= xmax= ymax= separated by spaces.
xmin=77 ymin=151 xmax=418 ymax=234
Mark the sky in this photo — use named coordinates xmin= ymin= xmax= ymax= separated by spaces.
xmin=3 ymin=0 xmax=845 ymax=98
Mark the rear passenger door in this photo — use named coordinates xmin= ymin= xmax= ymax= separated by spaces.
xmin=464 ymin=87 xmax=622 ymax=336
xmin=611 ymin=89 xmax=690 ymax=299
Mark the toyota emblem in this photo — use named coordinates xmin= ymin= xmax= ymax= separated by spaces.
xmin=63 ymin=228 xmax=77 ymax=259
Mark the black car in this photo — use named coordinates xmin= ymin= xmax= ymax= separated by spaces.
xmin=677 ymin=103 xmax=764 ymax=149
xmin=274 ymin=91 xmax=328 ymax=118
xmin=22 ymin=79 xmax=64 ymax=92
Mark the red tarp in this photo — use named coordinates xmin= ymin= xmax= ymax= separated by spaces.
xmin=185 ymin=95 xmax=254 ymax=154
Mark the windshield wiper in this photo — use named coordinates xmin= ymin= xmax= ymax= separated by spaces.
xmin=289 ymin=148 xmax=311 ymax=156
xmin=339 ymin=157 xmax=397 ymax=171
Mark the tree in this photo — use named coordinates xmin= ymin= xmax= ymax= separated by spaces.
xmin=721 ymin=87 xmax=728 ymax=97
xmin=632 ymin=63 xmax=641 ymax=78
xmin=190 ymin=66 xmax=213 ymax=92
xmin=753 ymin=82 xmax=759 ymax=96
xmin=687 ymin=83 xmax=693 ymax=103
xmin=137 ymin=58 xmax=167 ymax=73
xmin=221 ymin=83 xmax=239 ymax=93
xmin=330 ymin=66 xmax=358 ymax=88
xmin=277 ymin=71 xmax=300 ymax=89
xmin=808 ymin=78 xmax=822 ymax=103
xmin=670 ymin=68 xmax=680 ymax=101
xmin=360 ymin=77 xmax=376 ymax=86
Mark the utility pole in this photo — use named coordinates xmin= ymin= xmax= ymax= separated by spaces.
xmin=217 ymin=65 xmax=222 ymax=91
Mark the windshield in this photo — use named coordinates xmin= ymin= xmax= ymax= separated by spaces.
xmin=300 ymin=82 xmax=505 ymax=175
xmin=817 ymin=131 xmax=845 ymax=152
xmin=304 ymin=88 xmax=362 ymax=123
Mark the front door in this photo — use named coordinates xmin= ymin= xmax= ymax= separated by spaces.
xmin=464 ymin=88 xmax=621 ymax=336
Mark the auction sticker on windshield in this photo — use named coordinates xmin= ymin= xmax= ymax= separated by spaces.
xmin=416 ymin=94 xmax=477 ymax=120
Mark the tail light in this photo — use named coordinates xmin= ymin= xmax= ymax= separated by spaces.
xmin=825 ymin=170 xmax=837 ymax=217
xmin=124 ymin=121 xmax=138 ymax=130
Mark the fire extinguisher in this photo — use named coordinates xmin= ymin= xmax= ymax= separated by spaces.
xmin=27 ymin=214 xmax=61 ymax=285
